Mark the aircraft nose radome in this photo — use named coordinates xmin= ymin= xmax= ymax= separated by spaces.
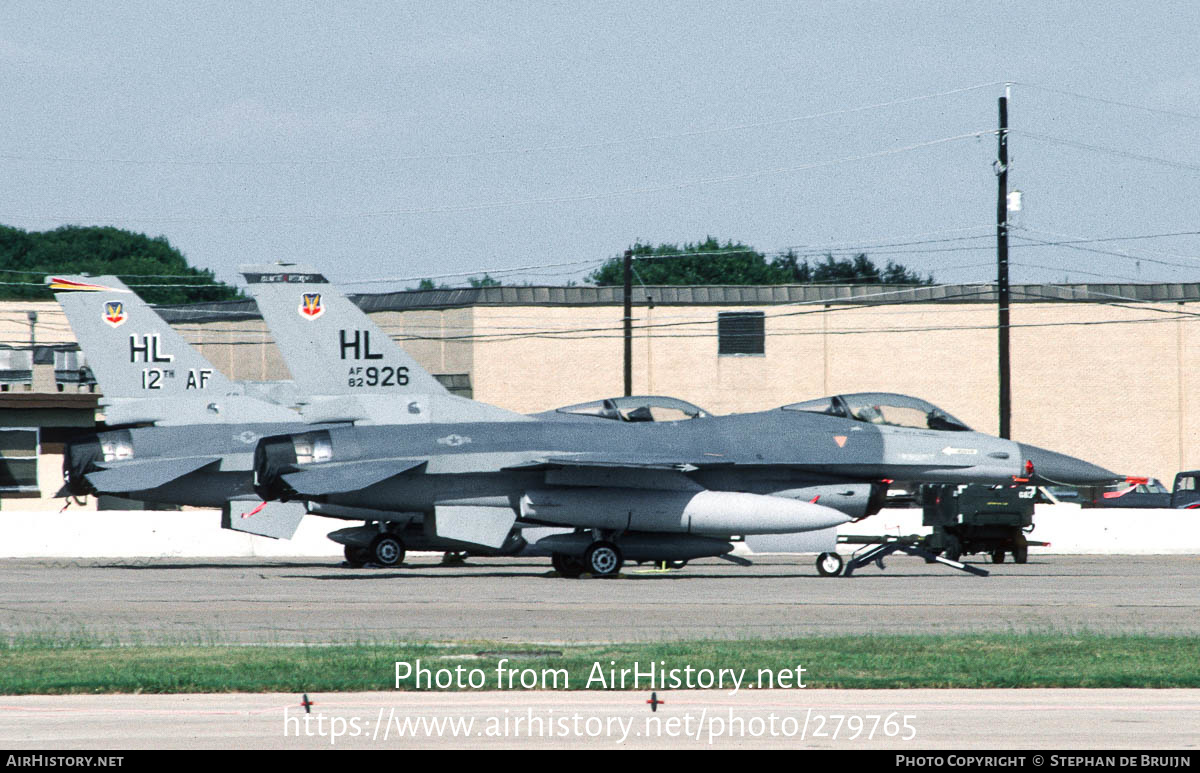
xmin=1016 ymin=443 xmax=1121 ymax=486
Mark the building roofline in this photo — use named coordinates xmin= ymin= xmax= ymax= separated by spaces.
xmin=146 ymin=281 xmax=1200 ymax=323
xmin=0 ymin=393 xmax=100 ymax=410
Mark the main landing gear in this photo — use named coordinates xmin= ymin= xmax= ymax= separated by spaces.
xmin=344 ymin=534 xmax=406 ymax=568
xmin=551 ymin=540 xmax=624 ymax=578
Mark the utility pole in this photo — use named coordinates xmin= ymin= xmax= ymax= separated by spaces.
xmin=623 ymin=249 xmax=633 ymax=397
xmin=996 ymin=84 xmax=1011 ymax=439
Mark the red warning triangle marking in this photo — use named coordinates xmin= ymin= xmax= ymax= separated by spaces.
xmin=833 ymin=436 xmax=847 ymax=448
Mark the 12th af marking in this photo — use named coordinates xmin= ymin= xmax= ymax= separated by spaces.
xmin=128 ymin=333 xmax=212 ymax=390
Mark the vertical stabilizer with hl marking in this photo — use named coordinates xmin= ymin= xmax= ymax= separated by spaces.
xmin=50 ymin=275 xmax=300 ymax=425
xmin=241 ymin=264 xmax=527 ymax=423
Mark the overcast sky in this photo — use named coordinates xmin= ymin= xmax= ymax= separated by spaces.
xmin=3 ymin=1 xmax=1199 ymax=292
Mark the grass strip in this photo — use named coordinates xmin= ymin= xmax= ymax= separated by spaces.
xmin=1 ymin=634 xmax=1198 ymax=694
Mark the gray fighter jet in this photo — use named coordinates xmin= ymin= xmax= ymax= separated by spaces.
xmin=53 ymin=272 xmax=700 ymax=565
xmin=252 ymin=381 xmax=1119 ymax=576
xmin=241 ymin=265 xmax=747 ymax=562
xmin=51 ymin=275 xmax=319 ymax=538
xmin=52 ymin=274 xmax=530 ymax=561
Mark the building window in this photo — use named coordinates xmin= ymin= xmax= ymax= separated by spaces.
xmin=434 ymin=373 xmax=473 ymax=399
xmin=0 ymin=427 xmax=40 ymax=498
xmin=717 ymin=311 xmax=765 ymax=356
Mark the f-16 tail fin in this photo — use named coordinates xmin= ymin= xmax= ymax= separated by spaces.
xmin=241 ymin=264 xmax=528 ymax=423
xmin=50 ymin=275 xmax=299 ymax=425
xmin=240 ymin=264 xmax=450 ymax=397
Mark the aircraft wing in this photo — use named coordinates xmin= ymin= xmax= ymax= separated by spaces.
xmin=282 ymin=459 xmax=426 ymax=496
xmin=86 ymin=456 xmax=221 ymax=493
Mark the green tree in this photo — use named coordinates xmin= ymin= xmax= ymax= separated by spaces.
xmin=467 ymin=274 xmax=501 ymax=287
xmin=410 ymin=275 xmax=501 ymax=290
xmin=587 ymin=237 xmax=933 ymax=286
xmin=0 ymin=224 xmax=240 ymax=304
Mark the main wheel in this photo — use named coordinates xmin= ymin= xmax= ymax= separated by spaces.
xmin=344 ymin=545 xmax=369 ymax=567
xmin=369 ymin=534 xmax=405 ymax=567
xmin=551 ymin=552 xmax=585 ymax=578
xmin=816 ymin=551 xmax=844 ymax=577
xmin=942 ymin=535 xmax=962 ymax=562
xmin=583 ymin=541 xmax=623 ymax=577
xmin=991 ymin=549 xmax=1006 ymax=564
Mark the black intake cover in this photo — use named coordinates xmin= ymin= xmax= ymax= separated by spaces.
xmin=253 ymin=434 xmax=300 ymax=502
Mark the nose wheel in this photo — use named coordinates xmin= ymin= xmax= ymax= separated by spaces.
xmin=816 ymin=551 xmax=844 ymax=577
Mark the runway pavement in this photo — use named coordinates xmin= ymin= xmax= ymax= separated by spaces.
xmin=2 ymin=689 xmax=1198 ymax=749
xmin=1 ymin=554 xmax=1198 ymax=643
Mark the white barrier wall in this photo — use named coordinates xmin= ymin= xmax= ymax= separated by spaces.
xmin=836 ymin=504 xmax=1200 ymax=555
xmin=0 ymin=510 xmax=341 ymax=558
xmin=0 ymin=504 xmax=1197 ymax=558
xmin=1025 ymin=503 xmax=1200 ymax=555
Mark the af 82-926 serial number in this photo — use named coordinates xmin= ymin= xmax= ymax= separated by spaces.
xmin=347 ymin=366 xmax=409 ymax=387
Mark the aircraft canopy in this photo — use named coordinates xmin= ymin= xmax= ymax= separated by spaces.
xmin=782 ymin=392 xmax=972 ymax=432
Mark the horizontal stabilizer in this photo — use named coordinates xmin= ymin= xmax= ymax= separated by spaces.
xmin=222 ymin=500 xmax=307 ymax=540
xmin=431 ymin=505 xmax=516 ymax=550
xmin=86 ymin=456 xmax=220 ymax=493
xmin=282 ymin=459 xmax=425 ymax=496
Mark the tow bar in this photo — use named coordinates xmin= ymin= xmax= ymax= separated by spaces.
xmin=837 ymin=534 xmax=989 ymax=577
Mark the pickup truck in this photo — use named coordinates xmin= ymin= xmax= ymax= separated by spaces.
xmin=1090 ymin=470 xmax=1200 ymax=509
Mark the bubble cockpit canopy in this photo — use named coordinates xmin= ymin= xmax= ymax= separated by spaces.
xmin=551 ymin=395 xmax=711 ymax=423
xmin=782 ymin=392 xmax=972 ymax=432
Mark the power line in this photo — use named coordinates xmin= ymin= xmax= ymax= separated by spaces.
xmin=1014 ymin=285 xmax=1200 ymax=320
xmin=10 ymin=221 xmax=1198 ymax=296
xmin=1018 ymin=227 xmax=1200 ymax=264
xmin=340 ymin=257 xmax=608 ymax=286
xmin=1011 ymin=261 xmax=1153 ymax=284
xmin=9 ymin=282 xmax=1197 ymax=348
xmin=0 ymin=82 xmax=1005 ymax=168
xmin=1011 ymin=233 xmax=1200 ymax=271
xmin=1012 ymin=130 xmax=1200 ymax=174
xmin=10 ymin=131 xmax=995 ymax=224
xmin=0 ymin=266 xmax=229 ymax=279
xmin=1016 ymin=82 xmax=1200 ymax=123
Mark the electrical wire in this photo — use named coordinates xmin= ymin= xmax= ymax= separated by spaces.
xmin=1017 ymin=227 xmax=1200 ymax=265
xmin=9 ymin=131 xmax=995 ymax=224
xmin=1015 ymin=82 xmax=1200 ymax=123
xmin=1011 ymin=233 xmax=1200 ymax=272
xmin=1012 ymin=130 xmax=1200 ymax=174
xmin=0 ymin=82 xmax=1005 ymax=168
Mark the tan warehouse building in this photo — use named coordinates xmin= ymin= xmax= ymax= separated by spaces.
xmin=2 ymin=281 xmax=1197 ymax=509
